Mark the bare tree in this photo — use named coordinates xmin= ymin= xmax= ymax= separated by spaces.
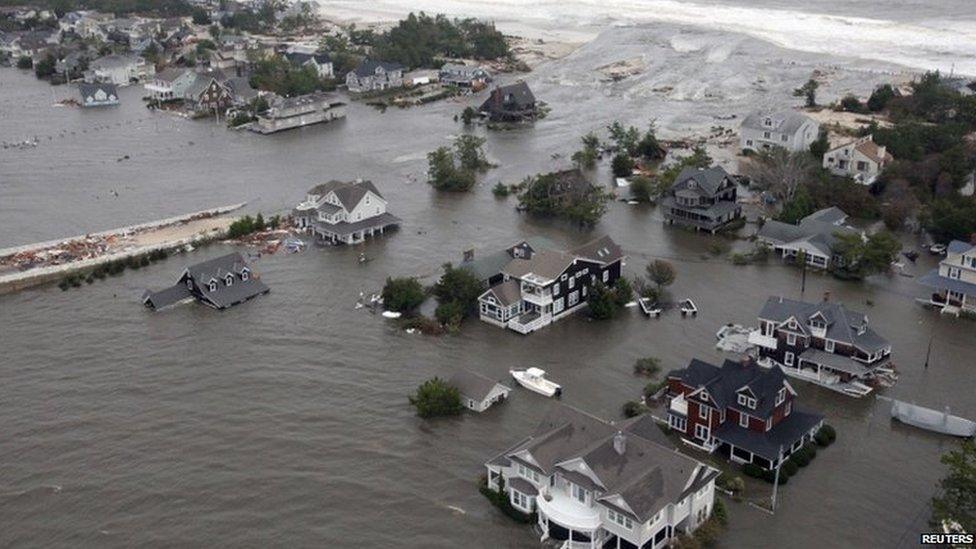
xmin=742 ymin=148 xmax=815 ymax=203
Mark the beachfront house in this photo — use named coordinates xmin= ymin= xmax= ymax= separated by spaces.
xmin=461 ymin=235 xmax=624 ymax=334
xmin=919 ymin=240 xmax=976 ymax=315
xmin=485 ymin=405 xmax=719 ymax=549
xmin=439 ymin=63 xmax=491 ymax=88
xmin=660 ymin=166 xmax=742 ymax=233
xmin=142 ymin=252 xmax=270 ymax=311
xmin=292 ymin=180 xmax=400 ymax=245
xmin=748 ymin=295 xmax=892 ymax=397
xmin=345 ymin=59 xmax=404 ymax=93
xmin=822 ymin=135 xmax=893 ymax=185
xmin=78 ymin=82 xmax=119 ymax=107
xmin=448 ymin=370 xmax=510 ymax=412
xmin=183 ymin=74 xmax=233 ymax=112
xmin=284 ymin=51 xmax=334 ymax=79
xmin=740 ymin=110 xmax=819 ymax=153
xmin=252 ymin=92 xmax=347 ymax=134
xmin=665 ymin=357 xmax=824 ymax=471
xmin=479 ymin=81 xmax=537 ymax=122
xmin=756 ymin=207 xmax=858 ymax=270
xmin=144 ymin=67 xmax=196 ymax=102
xmin=87 ymin=54 xmax=153 ymax=86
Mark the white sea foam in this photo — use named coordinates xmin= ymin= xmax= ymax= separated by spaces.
xmin=320 ymin=0 xmax=976 ymax=75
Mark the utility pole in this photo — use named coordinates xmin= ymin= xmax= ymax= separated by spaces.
xmin=771 ymin=444 xmax=784 ymax=512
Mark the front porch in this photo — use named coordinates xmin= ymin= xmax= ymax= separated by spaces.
xmin=508 ymin=309 xmax=552 ymax=334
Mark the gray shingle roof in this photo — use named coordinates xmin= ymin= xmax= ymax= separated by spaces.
xmin=311 ymin=212 xmax=401 ymax=236
xmin=353 ymin=59 xmax=403 ymax=77
xmin=948 ymin=240 xmax=975 ymax=255
xmin=483 ymin=279 xmax=521 ymax=307
xmin=741 ymin=109 xmax=815 ymax=136
xmin=758 ymin=296 xmax=889 ymax=353
xmin=480 ymin=81 xmax=536 ymax=114
xmin=669 ymin=358 xmax=789 ymax=418
xmin=448 ymin=370 xmax=508 ymax=402
xmin=571 ymin=235 xmax=624 ymax=265
xmin=307 ymin=180 xmax=384 ymax=211
xmin=919 ymin=268 xmax=976 ymax=295
xmin=713 ymin=409 xmax=823 ymax=461
xmin=757 ymin=208 xmax=858 ymax=254
xmin=671 ymin=166 xmax=732 ymax=196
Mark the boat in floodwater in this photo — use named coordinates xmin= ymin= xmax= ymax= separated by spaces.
xmin=510 ymin=367 xmax=561 ymax=398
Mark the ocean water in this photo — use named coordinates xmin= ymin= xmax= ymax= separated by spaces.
xmin=320 ymin=0 xmax=976 ymax=75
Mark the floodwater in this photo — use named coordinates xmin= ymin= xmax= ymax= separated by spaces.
xmin=1 ymin=29 xmax=974 ymax=548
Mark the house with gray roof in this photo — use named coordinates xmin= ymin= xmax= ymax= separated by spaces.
xmin=439 ymin=62 xmax=491 ymax=88
xmin=345 ymin=58 xmax=404 ymax=93
xmin=144 ymin=67 xmax=196 ymax=102
xmin=448 ymin=370 xmax=510 ymax=412
xmin=293 ymin=180 xmax=400 ymax=245
xmin=740 ymin=109 xmax=819 ymax=153
xmin=463 ymin=235 xmax=625 ymax=334
xmin=78 ymin=82 xmax=119 ymax=107
xmin=485 ymin=405 xmax=719 ymax=549
xmin=142 ymin=252 xmax=270 ymax=311
xmin=479 ymin=81 xmax=537 ymax=122
xmin=87 ymin=54 xmax=153 ymax=86
xmin=749 ymin=295 xmax=892 ymax=397
xmin=251 ymin=92 xmax=346 ymax=134
xmin=918 ymin=240 xmax=976 ymax=316
xmin=665 ymin=357 xmax=824 ymax=471
xmin=660 ymin=166 xmax=742 ymax=233
xmin=284 ymin=51 xmax=333 ymax=79
xmin=756 ymin=207 xmax=860 ymax=269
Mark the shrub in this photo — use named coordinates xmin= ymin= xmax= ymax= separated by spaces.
xmin=718 ymin=474 xmax=745 ymax=495
xmin=630 ymin=175 xmax=655 ymax=202
xmin=408 ymin=377 xmax=463 ymax=418
xmin=840 ymin=94 xmax=864 ymax=113
xmin=401 ymin=315 xmax=446 ymax=335
xmin=633 ymin=357 xmax=661 ymax=377
xmin=693 ymin=517 xmax=722 ymax=546
xmin=712 ymin=498 xmax=728 ymax=526
xmin=643 ymin=380 xmax=666 ymax=401
xmin=381 ymin=277 xmax=426 ymax=313
xmin=491 ymin=182 xmax=510 ymax=197
xmin=782 ymin=459 xmax=799 ymax=477
xmin=16 ymin=56 xmax=32 ymax=69
xmin=742 ymin=463 xmax=765 ymax=479
xmin=431 ymin=263 xmax=483 ymax=324
xmin=611 ymin=153 xmax=635 ymax=177
xmin=478 ymin=476 xmax=537 ymax=524
xmin=435 ymin=300 xmax=465 ymax=330
xmin=622 ymin=401 xmax=646 ymax=418
xmin=815 ymin=424 xmax=837 ymax=447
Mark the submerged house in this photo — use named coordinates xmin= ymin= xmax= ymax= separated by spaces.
xmin=144 ymin=67 xmax=196 ymax=102
xmin=293 ymin=180 xmax=400 ymax=245
xmin=284 ymin=51 xmax=333 ymax=79
xmin=749 ymin=295 xmax=892 ymax=397
xmin=78 ymin=82 xmax=119 ymax=107
xmin=756 ymin=207 xmax=858 ymax=270
xmin=918 ymin=240 xmax=976 ymax=315
xmin=822 ymin=135 xmax=893 ymax=185
xmin=448 ymin=370 xmax=510 ymax=412
xmin=252 ymin=92 xmax=346 ymax=134
xmin=87 ymin=54 xmax=153 ymax=85
xmin=439 ymin=63 xmax=491 ymax=88
xmin=660 ymin=166 xmax=742 ymax=233
xmin=485 ymin=405 xmax=719 ymax=549
xmin=479 ymin=81 xmax=537 ymax=122
xmin=142 ymin=252 xmax=270 ymax=311
xmin=462 ymin=235 xmax=624 ymax=334
xmin=345 ymin=59 xmax=404 ymax=93
xmin=665 ymin=357 xmax=824 ymax=471
xmin=739 ymin=110 xmax=819 ymax=153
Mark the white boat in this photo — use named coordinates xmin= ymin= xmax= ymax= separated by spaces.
xmin=510 ymin=367 xmax=562 ymax=398
xmin=638 ymin=297 xmax=662 ymax=317
xmin=884 ymin=397 xmax=976 ymax=437
xmin=381 ymin=310 xmax=401 ymax=319
xmin=680 ymin=298 xmax=698 ymax=316
xmin=929 ymin=243 xmax=947 ymax=255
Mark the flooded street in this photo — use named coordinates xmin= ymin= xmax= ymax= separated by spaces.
xmin=1 ymin=31 xmax=974 ymax=548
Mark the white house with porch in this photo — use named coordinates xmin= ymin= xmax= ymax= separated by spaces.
xmin=919 ymin=240 xmax=976 ymax=316
xmin=293 ymin=180 xmax=400 ymax=245
xmin=485 ymin=406 xmax=719 ymax=549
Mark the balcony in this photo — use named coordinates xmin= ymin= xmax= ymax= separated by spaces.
xmin=521 ymin=284 xmax=553 ymax=307
xmin=509 ymin=311 xmax=551 ymax=334
xmin=669 ymin=393 xmax=688 ymax=416
xmin=537 ymin=489 xmax=602 ymax=531
xmin=748 ymin=330 xmax=778 ymax=350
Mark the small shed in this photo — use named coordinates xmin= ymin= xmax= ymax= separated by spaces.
xmin=449 ymin=370 xmax=510 ymax=412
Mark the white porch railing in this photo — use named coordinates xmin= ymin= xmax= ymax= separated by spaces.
xmin=748 ymin=330 xmax=778 ymax=350
xmin=509 ymin=313 xmax=551 ymax=334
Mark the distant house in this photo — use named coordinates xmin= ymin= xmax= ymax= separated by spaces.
xmin=822 ymin=135 xmax=893 ymax=185
xmin=665 ymin=357 xmax=824 ymax=470
xmin=292 ymin=180 xmax=400 ymax=245
xmin=88 ymin=54 xmax=153 ymax=86
xmin=463 ymin=235 xmax=625 ymax=334
xmin=485 ymin=405 xmax=719 ymax=549
xmin=919 ymin=240 xmax=976 ymax=315
xmin=740 ymin=110 xmax=819 ymax=153
xmin=251 ymin=92 xmax=346 ymax=134
xmin=144 ymin=67 xmax=196 ymax=102
xmin=479 ymin=81 xmax=537 ymax=122
xmin=284 ymin=51 xmax=333 ymax=79
xmin=660 ymin=166 xmax=742 ymax=233
xmin=78 ymin=82 xmax=119 ymax=107
xmin=222 ymin=76 xmax=259 ymax=106
xmin=183 ymin=74 xmax=233 ymax=112
xmin=345 ymin=59 xmax=404 ymax=93
xmin=448 ymin=370 xmax=510 ymax=412
xmin=749 ymin=295 xmax=892 ymax=397
xmin=756 ymin=207 xmax=859 ymax=269
xmin=142 ymin=252 xmax=270 ymax=311
xmin=439 ymin=63 xmax=490 ymax=88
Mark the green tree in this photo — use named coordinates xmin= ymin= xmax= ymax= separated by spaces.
xmin=931 ymin=439 xmax=976 ymax=533
xmin=33 ymin=54 xmax=55 ymax=78
xmin=637 ymin=126 xmax=666 ymax=160
xmin=809 ymin=129 xmax=830 ymax=159
xmin=645 ymin=259 xmax=676 ymax=292
xmin=924 ymin=198 xmax=976 ymax=243
xmin=613 ymin=277 xmax=634 ymax=307
xmin=794 ymin=78 xmax=819 ymax=107
xmin=454 ymin=134 xmax=491 ymax=172
xmin=571 ymin=132 xmax=600 ymax=170
xmin=587 ymin=281 xmax=618 ymax=320
xmin=629 ymin=176 xmax=655 ymax=203
xmin=381 ymin=277 xmax=426 ymax=313
xmin=408 ymin=377 xmax=463 ymax=418
xmin=867 ymin=84 xmax=896 ymax=112
xmin=607 ymin=121 xmax=640 ymax=156
xmin=839 ymin=94 xmax=863 ymax=112
xmin=427 ymin=146 xmax=476 ymax=192
xmin=776 ymin=184 xmax=816 ymax=224
xmin=460 ymin=106 xmax=477 ymax=125
xmin=431 ymin=263 xmax=484 ymax=318
xmin=16 ymin=56 xmax=33 ymax=69
xmin=831 ymin=230 xmax=901 ymax=279
xmin=611 ymin=153 xmax=635 ymax=177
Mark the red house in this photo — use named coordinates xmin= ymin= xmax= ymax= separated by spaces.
xmin=665 ymin=358 xmax=823 ymax=470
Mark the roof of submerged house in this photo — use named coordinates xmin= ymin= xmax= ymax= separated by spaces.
xmin=758 ymin=296 xmax=889 ymax=353
xmin=480 ymin=81 xmax=536 ymax=113
xmin=448 ymin=370 xmax=508 ymax=402
xmin=741 ymin=109 xmax=816 ymax=135
xmin=144 ymin=252 xmax=268 ymax=311
xmin=489 ymin=405 xmax=715 ymax=522
xmin=464 ymin=235 xmax=624 ymax=285
xmin=757 ymin=207 xmax=858 ymax=255
xmin=307 ymin=180 xmax=384 ymax=211
xmin=351 ymin=58 xmax=403 ymax=77
xmin=671 ymin=166 xmax=732 ymax=196
xmin=669 ymin=358 xmax=792 ymax=418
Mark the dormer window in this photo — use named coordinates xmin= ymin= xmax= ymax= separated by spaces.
xmin=763 ymin=117 xmax=772 ymax=127
xmin=700 ymin=390 xmax=709 ymax=402
xmin=208 ymin=280 xmax=217 ymax=292
xmin=241 ymin=269 xmax=250 ymax=282
xmin=225 ymin=274 xmax=233 ymax=286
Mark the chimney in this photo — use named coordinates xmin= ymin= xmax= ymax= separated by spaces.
xmin=823 ymin=291 xmax=831 ymax=303
xmin=613 ymin=431 xmax=626 ymax=455
xmin=463 ymin=249 xmax=474 ymax=262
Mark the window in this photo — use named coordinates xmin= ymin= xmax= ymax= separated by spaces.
xmin=670 ymin=416 xmax=686 ymax=431
xmin=602 ymin=270 xmax=609 ymax=282
xmin=561 ymin=274 xmax=567 ymax=281
xmin=737 ymin=394 xmax=748 ymax=406
xmin=582 ymin=286 xmax=587 ymax=297
xmin=694 ymin=424 xmax=709 ymax=441
xmin=568 ymin=291 xmax=579 ymax=307
xmin=186 ymin=279 xmax=193 ymax=290
xmin=241 ymin=269 xmax=249 ymax=282
xmin=365 ymin=195 xmax=370 ymax=204
xmin=739 ymin=412 xmax=749 ymax=428
xmin=700 ymin=390 xmax=709 ymax=402
xmin=572 ymin=483 xmax=588 ymax=503
xmin=763 ymin=131 xmax=771 ymax=139
xmin=781 ymin=135 xmax=788 ymax=142
xmin=568 ymin=276 xmax=575 ymax=289
xmin=553 ymin=298 xmax=564 ymax=314
xmin=785 ymin=401 xmax=793 ymax=416
xmin=746 ymin=139 xmax=753 ymax=146
xmin=785 ymin=352 xmax=795 ymax=366
xmin=553 ymin=284 xmax=560 ymax=296
xmin=698 ymin=405 xmax=708 ymax=420
xmin=517 ymin=463 xmax=541 ymax=483
xmin=775 ymin=388 xmax=785 ymax=406
xmin=608 ymin=508 xmax=634 ymax=529
xmin=949 ymin=268 xmax=961 ymax=280
xmin=511 ymin=490 xmax=534 ymax=512
xmin=787 ymin=333 xmax=796 ymax=346
xmin=825 ymin=340 xmax=835 ymax=353
xmin=765 ymin=418 xmax=772 ymax=431
xmin=856 ymin=161 xmax=867 ymax=171
xmin=225 ymin=274 xmax=233 ymax=287
xmin=208 ymin=280 xmax=217 ymax=292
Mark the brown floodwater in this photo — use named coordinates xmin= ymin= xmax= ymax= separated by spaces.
xmin=0 ymin=48 xmax=972 ymax=549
